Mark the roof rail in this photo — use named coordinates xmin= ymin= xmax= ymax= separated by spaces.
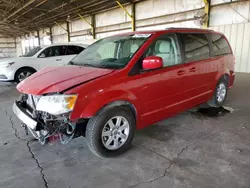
xmin=165 ymin=27 xmax=213 ymax=31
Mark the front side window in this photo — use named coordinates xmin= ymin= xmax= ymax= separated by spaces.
xmin=180 ymin=34 xmax=210 ymax=62
xmin=210 ymin=34 xmax=231 ymax=56
xmin=144 ymin=34 xmax=182 ymax=67
xmin=70 ymin=34 xmax=150 ymax=69
xmin=39 ymin=46 xmax=67 ymax=57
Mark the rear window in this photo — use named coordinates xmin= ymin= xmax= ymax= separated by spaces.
xmin=180 ymin=34 xmax=210 ymax=62
xmin=210 ymin=34 xmax=231 ymax=56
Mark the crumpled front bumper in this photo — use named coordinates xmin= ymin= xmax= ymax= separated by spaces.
xmin=13 ymin=101 xmax=37 ymax=129
xmin=0 ymin=67 xmax=15 ymax=81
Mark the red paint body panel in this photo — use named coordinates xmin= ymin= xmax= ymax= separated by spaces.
xmin=142 ymin=56 xmax=163 ymax=70
xmin=17 ymin=29 xmax=235 ymax=129
xmin=17 ymin=66 xmax=114 ymax=95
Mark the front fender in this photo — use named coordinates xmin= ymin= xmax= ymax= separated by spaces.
xmin=70 ymin=90 xmax=140 ymax=120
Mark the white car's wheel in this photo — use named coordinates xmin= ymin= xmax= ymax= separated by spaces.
xmin=15 ymin=68 xmax=35 ymax=83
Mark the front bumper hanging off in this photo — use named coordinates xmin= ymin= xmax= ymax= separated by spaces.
xmin=13 ymin=101 xmax=37 ymax=130
xmin=13 ymin=99 xmax=84 ymax=145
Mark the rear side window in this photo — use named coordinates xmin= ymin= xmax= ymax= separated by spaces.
xmin=66 ymin=45 xmax=85 ymax=55
xmin=180 ymin=34 xmax=210 ymax=62
xmin=210 ymin=34 xmax=231 ymax=56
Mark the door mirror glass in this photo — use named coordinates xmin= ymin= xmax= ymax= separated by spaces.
xmin=39 ymin=53 xmax=46 ymax=58
xmin=142 ymin=56 xmax=163 ymax=70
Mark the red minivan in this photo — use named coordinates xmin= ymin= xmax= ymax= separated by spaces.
xmin=13 ymin=28 xmax=235 ymax=157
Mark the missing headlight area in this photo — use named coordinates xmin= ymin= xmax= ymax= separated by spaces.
xmin=16 ymin=94 xmax=85 ymax=145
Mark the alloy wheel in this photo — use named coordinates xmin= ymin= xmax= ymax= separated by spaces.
xmin=217 ymin=83 xmax=226 ymax=103
xmin=18 ymin=71 xmax=32 ymax=82
xmin=101 ymin=116 xmax=130 ymax=150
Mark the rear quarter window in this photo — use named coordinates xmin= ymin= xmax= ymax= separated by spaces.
xmin=210 ymin=34 xmax=231 ymax=56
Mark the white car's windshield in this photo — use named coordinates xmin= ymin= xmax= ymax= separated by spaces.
xmin=23 ymin=46 xmax=42 ymax=57
xmin=70 ymin=34 xmax=151 ymax=69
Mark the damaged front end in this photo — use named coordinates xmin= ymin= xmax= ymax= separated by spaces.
xmin=13 ymin=94 xmax=84 ymax=145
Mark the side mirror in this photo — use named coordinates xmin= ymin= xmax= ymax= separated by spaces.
xmin=39 ymin=53 xmax=46 ymax=58
xmin=142 ymin=56 xmax=163 ymax=70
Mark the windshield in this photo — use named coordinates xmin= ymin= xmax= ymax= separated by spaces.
xmin=23 ymin=46 xmax=42 ymax=57
xmin=70 ymin=34 xmax=151 ymax=69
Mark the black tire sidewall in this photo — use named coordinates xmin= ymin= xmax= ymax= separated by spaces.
xmin=86 ymin=106 xmax=136 ymax=158
xmin=15 ymin=68 xmax=35 ymax=83
xmin=210 ymin=79 xmax=228 ymax=107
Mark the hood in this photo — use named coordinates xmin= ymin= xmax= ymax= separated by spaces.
xmin=0 ymin=57 xmax=31 ymax=64
xmin=0 ymin=57 xmax=19 ymax=64
xmin=17 ymin=66 xmax=114 ymax=95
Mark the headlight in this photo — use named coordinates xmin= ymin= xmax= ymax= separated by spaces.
xmin=36 ymin=94 xmax=77 ymax=115
xmin=6 ymin=62 xmax=15 ymax=68
xmin=0 ymin=62 xmax=15 ymax=68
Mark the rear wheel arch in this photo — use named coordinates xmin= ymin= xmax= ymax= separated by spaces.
xmin=223 ymin=74 xmax=230 ymax=85
xmin=218 ymin=74 xmax=229 ymax=87
xmin=215 ymin=69 xmax=230 ymax=85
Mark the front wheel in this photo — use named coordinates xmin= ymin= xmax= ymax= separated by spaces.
xmin=85 ymin=106 xmax=135 ymax=157
xmin=15 ymin=68 xmax=35 ymax=83
xmin=208 ymin=78 xmax=228 ymax=107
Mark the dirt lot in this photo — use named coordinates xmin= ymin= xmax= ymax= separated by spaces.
xmin=0 ymin=73 xmax=249 ymax=188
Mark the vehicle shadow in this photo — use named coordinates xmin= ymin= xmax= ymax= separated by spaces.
xmin=133 ymin=106 xmax=232 ymax=160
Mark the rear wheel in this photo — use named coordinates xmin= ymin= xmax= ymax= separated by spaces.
xmin=15 ymin=68 xmax=35 ymax=83
xmin=208 ymin=78 xmax=228 ymax=107
xmin=85 ymin=106 xmax=135 ymax=158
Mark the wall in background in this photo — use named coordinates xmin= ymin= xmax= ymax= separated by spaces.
xmin=210 ymin=22 xmax=250 ymax=73
xmin=9 ymin=0 xmax=250 ymax=72
xmin=210 ymin=0 xmax=250 ymax=26
xmin=0 ymin=36 xmax=16 ymax=59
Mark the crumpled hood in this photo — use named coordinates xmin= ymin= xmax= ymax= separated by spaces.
xmin=17 ymin=66 xmax=114 ymax=95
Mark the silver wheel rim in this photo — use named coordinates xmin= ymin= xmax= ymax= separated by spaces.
xmin=101 ymin=116 xmax=130 ymax=150
xmin=18 ymin=71 xmax=32 ymax=82
xmin=217 ymin=83 xmax=226 ymax=103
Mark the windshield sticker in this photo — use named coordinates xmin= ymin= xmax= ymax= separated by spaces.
xmin=132 ymin=34 xmax=152 ymax=38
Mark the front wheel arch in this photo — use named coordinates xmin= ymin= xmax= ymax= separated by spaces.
xmin=95 ymin=100 xmax=137 ymax=122
xmin=14 ymin=67 xmax=36 ymax=82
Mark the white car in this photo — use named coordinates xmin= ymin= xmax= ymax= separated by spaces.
xmin=0 ymin=43 xmax=88 ymax=83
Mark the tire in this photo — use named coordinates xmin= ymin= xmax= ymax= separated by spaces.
xmin=15 ymin=68 xmax=35 ymax=83
xmin=85 ymin=106 xmax=136 ymax=158
xmin=208 ymin=78 xmax=228 ymax=107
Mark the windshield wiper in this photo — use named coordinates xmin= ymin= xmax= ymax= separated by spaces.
xmin=82 ymin=63 xmax=103 ymax=68
xmin=69 ymin=62 xmax=104 ymax=68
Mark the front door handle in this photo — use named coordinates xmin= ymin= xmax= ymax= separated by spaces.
xmin=177 ymin=70 xmax=185 ymax=76
xmin=56 ymin=59 xmax=62 ymax=61
xmin=189 ymin=67 xmax=196 ymax=72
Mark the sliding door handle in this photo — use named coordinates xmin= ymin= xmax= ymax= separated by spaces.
xmin=189 ymin=67 xmax=196 ymax=72
xmin=177 ymin=70 xmax=185 ymax=76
